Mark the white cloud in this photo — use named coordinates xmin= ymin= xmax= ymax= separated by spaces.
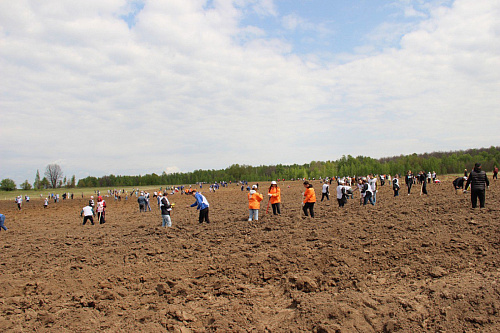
xmin=0 ymin=0 xmax=499 ymax=185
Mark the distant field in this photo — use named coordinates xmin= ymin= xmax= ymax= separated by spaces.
xmin=0 ymin=185 xmax=175 ymax=201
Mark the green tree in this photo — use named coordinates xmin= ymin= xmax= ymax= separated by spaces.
xmin=0 ymin=178 xmax=16 ymax=191
xmin=20 ymin=180 xmax=32 ymax=190
xmin=34 ymin=170 xmax=41 ymax=190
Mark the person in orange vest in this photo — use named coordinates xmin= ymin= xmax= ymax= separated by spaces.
xmin=248 ymin=185 xmax=263 ymax=221
xmin=268 ymin=181 xmax=281 ymax=215
xmin=302 ymin=181 xmax=316 ymax=217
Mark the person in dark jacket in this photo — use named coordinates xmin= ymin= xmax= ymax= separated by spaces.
xmin=137 ymin=192 xmax=147 ymax=212
xmin=453 ymin=177 xmax=466 ymax=193
xmin=405 ymin=171 xmax=413 ymax=195
xmin=464 ymin=163 xmax=489 ymax=208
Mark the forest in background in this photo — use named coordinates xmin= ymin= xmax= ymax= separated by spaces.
xmin=75 ymin=146 xmax=500 ymax=187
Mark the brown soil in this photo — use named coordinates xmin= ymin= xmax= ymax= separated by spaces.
xmin=0 ymin=179 xmax=499 ymax=332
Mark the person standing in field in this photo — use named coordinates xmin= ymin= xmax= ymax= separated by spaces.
xmin=368 ymin=174 xmax=377 ymax=204
xmin=15 ymin=196 xmax=22 ymax=210
xmin=96 ymin=196 xmax=106 ymax=224
xmin=493 ymin=166 xmax=498 ymax=180
xmin=360 ymin=178 xmax=375 ymax=206
xmin=393 ymin=175 xmax=400 ymax=197
xmin=159 ymin=192 xmax=173 ymax=227
xmin=321 ymin=182 xmax=330 ymax=201
xmin=89 ymin=196 xmax=95 ymax=216
xmin=248 ymin=185 xmax=263 ymax=221
xmin=145 ymin=192 xmax=152 ymax=211
xmin=336 ymin=180 xmax=347 ymax=208
xmin=44 ymin=198 xmax=49 ymax=208
xmin=405 ymin=171 xmax=414 ymax=195
xmin=187 ymin=189 xmax=210 ymax=224
xmin=0 ymin=213 xmax=8 ymax=232
xmin=137 ymin=192 xmax=147 ymax=212
xmin=419 ymin=171 xmax=428 ymax=195
xmin=268 ymin=181 xmax=281 ymax=215
xmin=464 ymin=163 xmax=490 ymax=208
xmin=302 ymin=181 xmax=316 ymax=217
xmin=80 ymin=204 xmax=94 ymax=225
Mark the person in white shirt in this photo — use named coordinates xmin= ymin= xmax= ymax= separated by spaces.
xmin=336 ymin=180 xmax=347 ymax=207
xmin=368 ymin=174 xmax=377 ymax=204
xmin=321 ymin=183 xmax=330 ymax=201
xmin=80 ymin=205 xmax=94 ymax=225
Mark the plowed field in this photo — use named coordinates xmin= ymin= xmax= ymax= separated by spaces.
xmin=1 ymin=179 xmax=499 ymax=332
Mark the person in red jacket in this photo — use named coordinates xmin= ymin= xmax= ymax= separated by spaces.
xmin=302 ymin=181 xmax=316 ymax=217
xmin=248 ymin=185 xmax=263 ymax=221
xmin=268 ymin=181 xmax=281 ymax=215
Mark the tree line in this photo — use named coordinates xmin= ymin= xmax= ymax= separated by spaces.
xmin=1 ymin=146 xmax=498 ymax=191
xmin=76 ymin=146 xmax=500 ymax=188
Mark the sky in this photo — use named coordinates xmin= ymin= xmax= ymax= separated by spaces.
xmin=1 ymin=0 xmax=499 ymax=185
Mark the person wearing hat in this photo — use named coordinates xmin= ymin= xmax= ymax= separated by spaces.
xmin=187 ymin=189 xmax=210 ymax=224
xmin=464 ymin=163 xmax=490 ymax=208
xmin=248 ymin=185 xmax=264 ymax=221
xmin=268 ymin=181 xmax=281 ymax=215
xmin=302 ymin=181 xmax=316 ymax=217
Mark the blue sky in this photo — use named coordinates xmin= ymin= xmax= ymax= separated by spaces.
xmin=0 ymin=0 xmax=498 ymax=186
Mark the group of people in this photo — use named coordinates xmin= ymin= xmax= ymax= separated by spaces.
xmin=80 ymin=195 xmax=107 ymax=225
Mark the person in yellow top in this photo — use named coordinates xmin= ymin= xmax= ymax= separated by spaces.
xmin=302 ymin=181 xmax=316 ymax=217
xmin=268 ymin=181 xmax=281 ymax=215
xmin=248 ymin=185 xmax=264 ymax=221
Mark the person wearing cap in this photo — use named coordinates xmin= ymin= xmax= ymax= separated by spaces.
xmin=302 ymin=181 xmax=316 ymax=217
xmin=321 ymin=182 xmax=330 ymax=201
xmin=268 ymin=181 xmax=281 ymax=215
xmin=248 ymin=185 xmax=264 ymax=221
xmin=336 ymin=180 xmax=347 ymax=207
xmin=137 ymin=192 xmax=147 ymax=212
xmin=464 ymin=163 xmax=490 ymax=208
xmin=0 ymin=213 xmax=8 ymax=231
xmin=187 ymin=189 xmax=210 ymax=224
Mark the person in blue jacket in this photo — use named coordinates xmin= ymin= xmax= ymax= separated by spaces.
xmin=187 ymin=189 xmax=210 ymax=224
xmin=0 ymin=213 xmax=8 ymax=231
